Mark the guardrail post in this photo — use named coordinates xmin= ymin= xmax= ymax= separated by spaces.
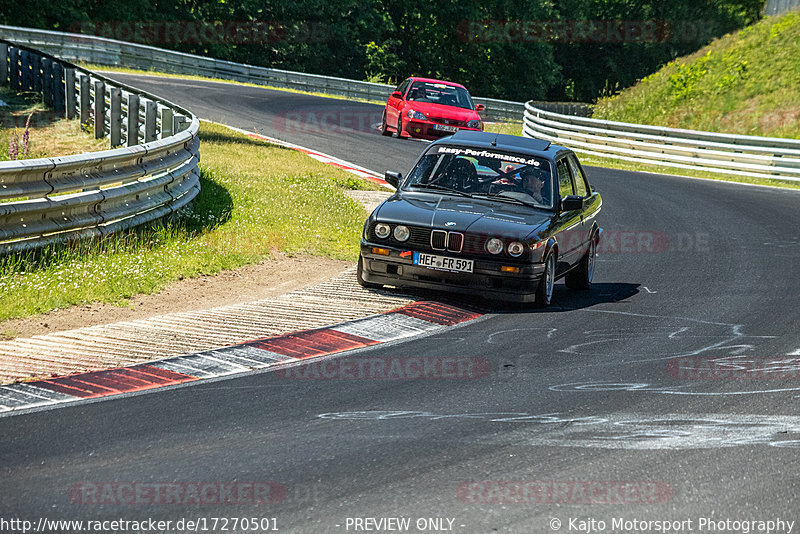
xmin=41 ymin=58 xmax=53 ymax=108
xmin=79 ymin=74 xmax=90 ymax=129
xmin=126 ymin=93 xmax=139 ymax=146
xmin=173 ymin=114 xmax=189 ymax=133
xmin=93 ymin=79 xmax=105 ymax=139
xmin=9 ymin=47 xmax=19 ymax=90
xmin=52 ymin=62 xmax=65 ymax=115
xmin=109 ymin=87 xmax=122 ymax=146
xmin=0 ymin=44 xmax=8 ymax=86
xmin=31 ymin=54 xmax=42 ymax=92
xmin=19 ymin=50 xmax=31 ymax=90
xmin=160 ymin=106 xmax=173 ymax=139
xmin=64 ymin=68 xmax=76 ymax=119
xmin=144 ymin=100 xmax=157 ymax=142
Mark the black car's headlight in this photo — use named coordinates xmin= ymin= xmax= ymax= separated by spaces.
xmin=486 ymin=238 xmax=504 ymax=255
xmin=375 ymin=223 xmax=391 ymax=239
xmin=393 ymin=225 xmax=410 ymax=242
xmin=507 ymin=241 xmax=525 ymax=257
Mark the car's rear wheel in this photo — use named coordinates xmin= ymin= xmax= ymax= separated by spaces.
xmin=380 ymin=111 xmax=391 ymax=136
xmin=535 ymin=252 xmax=555 ymax=307
xmin=357 ymin=255 xmax=383 ymax=289
xmin=565 ymin=238 xmax=596 ymax=290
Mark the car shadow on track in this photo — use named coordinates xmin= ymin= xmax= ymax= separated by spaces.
xmin=382 ymin=282 xmax=641 ymax=314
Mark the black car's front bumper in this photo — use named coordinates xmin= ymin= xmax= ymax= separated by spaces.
xmin=360 ymin=242 xmax=546 ymax=303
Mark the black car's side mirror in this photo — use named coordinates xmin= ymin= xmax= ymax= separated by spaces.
xmin=385 ymin=171 xmax=402 ymax=188
xmin=561 ymin=195 xmax=584 ymax=211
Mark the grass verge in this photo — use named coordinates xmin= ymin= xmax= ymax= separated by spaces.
xmin=483 ymin=121 xmax=523 ymax=137
xmin=1 ymin=87 xmax=108 ymax=161
xmin=0 ymin=121 xmax=378 ymax=321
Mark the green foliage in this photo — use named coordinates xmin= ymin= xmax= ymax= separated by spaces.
xmin=364 ymin=39 xmax=402 ymax=83
xmin=668 ymin=54 xmax=710 ymax=100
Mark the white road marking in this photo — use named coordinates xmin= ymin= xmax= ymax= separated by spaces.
xmin=318 ymin=410 xmax=800 ymax=450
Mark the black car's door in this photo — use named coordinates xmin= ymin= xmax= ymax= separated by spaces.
xmin=554 ymin=157 xmax=584 ymax=274
xmin=567 ymin=153 xmax=601 ymax=247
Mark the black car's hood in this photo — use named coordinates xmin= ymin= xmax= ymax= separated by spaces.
xmin=375 ymin=192 xmax=552 ymax=238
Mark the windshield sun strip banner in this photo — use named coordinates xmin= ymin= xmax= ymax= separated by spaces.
xmin=436 ymin=146 xmax=543 ymax=166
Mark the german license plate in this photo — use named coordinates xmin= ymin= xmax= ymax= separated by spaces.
xmin=433 ymin=124 xmax=458 ymax=133
xmin=413 ymin=252 xmax=473 ymax=273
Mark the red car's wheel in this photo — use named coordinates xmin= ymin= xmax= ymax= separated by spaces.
xmin=395 ymin=116 xmax=405 ymax=139
xmin=380 ymin=111 xmax=391 ymax=136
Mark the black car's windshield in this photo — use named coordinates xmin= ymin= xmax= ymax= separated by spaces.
xmin=406 ymin=82 xmax=474 ymax=110
xmin=403 ymin=145 xmax=554 ymax=210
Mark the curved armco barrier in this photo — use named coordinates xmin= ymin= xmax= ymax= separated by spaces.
xmin=523 ymin=102 xmax=800 ymax=182
xmin=0 ymin=25 xmax=525 ymax=121
xmin=0 ymin=39 xmax=200 ymax=253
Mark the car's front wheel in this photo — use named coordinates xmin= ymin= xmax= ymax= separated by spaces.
xmin=565 ymin=238 xmax=596 ymax=290
xmin=380 ymin=111 xmax=391 ymax=136
xmin=395 ymin=116 xmax=405 ymax=139
xmin=534 ymin=252 xmax=555 ymax=307
xmin=357 ymin=255 xmax=383 ymax=289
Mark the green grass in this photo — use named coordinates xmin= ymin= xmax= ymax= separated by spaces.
xmin=0 ymin=121 xmax=378 ymax=321
xmin=0 ymin=87 xmax=108 ymax=162
xmin=483 ymin=121 xmax=523 ymax=137
xmin=593 ymin=10 xmax=800 ymax=139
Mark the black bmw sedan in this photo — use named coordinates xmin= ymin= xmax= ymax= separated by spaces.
xmin=358 ymin=131 xmax=602 ymax=307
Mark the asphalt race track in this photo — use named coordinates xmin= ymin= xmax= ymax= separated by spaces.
xmin=1 ymin=74 xmax=799 ymax=533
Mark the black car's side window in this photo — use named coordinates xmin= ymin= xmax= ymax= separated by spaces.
xmin=556 ymin=158 xmax=574 ymax=199
xmin=566 ymin=155 xmax=589 ymax=197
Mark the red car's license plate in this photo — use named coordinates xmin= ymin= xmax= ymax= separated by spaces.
xmin=433 ymin=124 xmax=459 ymax=133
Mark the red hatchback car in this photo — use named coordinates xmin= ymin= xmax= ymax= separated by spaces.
xmin=380 ymin=77 xmax=485 ymax=140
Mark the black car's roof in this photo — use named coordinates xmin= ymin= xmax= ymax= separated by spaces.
xmin=430 ymin=131 xmax=569 ymax=159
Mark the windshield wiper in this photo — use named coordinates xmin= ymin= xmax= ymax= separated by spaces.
xmin=408 ymin=183 xmax=473 ymax=197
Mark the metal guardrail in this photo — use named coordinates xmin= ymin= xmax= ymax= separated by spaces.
xmin=0 ymin=25 xmax=526 ymax=122
xmin=765 ymin=0 xmax=800 ymax=16
xmin=0 ymin=39 xmax=201 ymax=253
xmin=523 ymin=102 xmax=800 ymax=182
